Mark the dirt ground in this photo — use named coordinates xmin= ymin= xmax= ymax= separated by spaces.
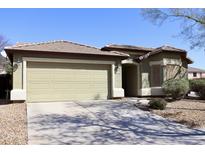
xmin=152 ymin=99 xmax=205 ymax=128
xmin=0 ymin=102 xmax=27 ymax=144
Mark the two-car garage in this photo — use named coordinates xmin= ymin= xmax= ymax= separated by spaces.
xmin=27 ymin=61 xmax=110 ymax=102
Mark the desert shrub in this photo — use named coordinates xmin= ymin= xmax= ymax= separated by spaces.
xmin=162 ymin=78 xmax=189 ymax=100
xmin=189 ymin=79 xmax=205 ymax=99
xmin=148 ymin=98 xmax=167 ymax=110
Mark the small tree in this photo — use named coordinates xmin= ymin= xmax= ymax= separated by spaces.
xmin=189 ymin=79 xmax=205 ymax=99
xmin=162 ymin=78 xmax=190 ymax=100
xmin=0 ymin=35 xmax=11 ymax=74
xmin=4 ymin=62 xmax=12 ymax=75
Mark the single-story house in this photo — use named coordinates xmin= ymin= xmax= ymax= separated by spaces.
xmin=188 ymin=66 xmax=205 ymax=79
xmin=4 ymin=40 xmax=192 ymax=102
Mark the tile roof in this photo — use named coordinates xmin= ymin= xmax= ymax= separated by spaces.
xmin=5 ymin=40 xmax=128 ymax=58
xmin=135 ymin=45 xmax=192 ymax=63
xmin=102 ymin=44 xmax=193 ymax=64
xmin=188 ymin=66 xmax=205 ymax=73
xmin=156 ymin=45 xmax=186 ymax=53
xmin=102 ymin=44 xmax=154 ymax=52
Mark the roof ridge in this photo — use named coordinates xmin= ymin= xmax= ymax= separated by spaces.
xmin=158 ymin=45 xmax=186 ymax=51
xmin=5 ymin=40 xmax=101 ymax=51
xmin=5 ymin=40 xmax=65 ymax=49
xmin=62 ymin=40 xmax=100 ymax=50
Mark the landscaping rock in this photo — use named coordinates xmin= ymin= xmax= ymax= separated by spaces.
xmin=0 ymin=102 xmax=27 ymax=144
xmin=152 ymin=99 xmax=205 ymax=128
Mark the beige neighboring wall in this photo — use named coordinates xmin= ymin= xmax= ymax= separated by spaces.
xmin=11 ymin=52 xmax=124 ymax=101
xmin=188 ymin=72 xmax=205 ymax=79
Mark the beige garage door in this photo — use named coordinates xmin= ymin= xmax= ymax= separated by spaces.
xmin=27 ymin=62 xmax=110 ymax=102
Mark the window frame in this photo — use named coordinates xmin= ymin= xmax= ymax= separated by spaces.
xmin=150 ymin=64 xmax=162 ymax=87
xmin=193 ymin=72 xmax=197 ymax=77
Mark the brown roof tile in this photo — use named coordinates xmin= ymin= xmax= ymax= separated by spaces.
xmin=136 ymin=45 xmax=192 ymax=63
xmin=5 ymin=40 xmax=128 ymax=58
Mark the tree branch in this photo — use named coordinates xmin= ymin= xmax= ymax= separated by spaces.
xmin=167 ymin=14 xmax=205 ymax=25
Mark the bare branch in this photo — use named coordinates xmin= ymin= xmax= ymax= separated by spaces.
xmin=141 ymin=8 xmax=205 ymax=50
xmin=0 ymin=35 xmax=8 ymax=51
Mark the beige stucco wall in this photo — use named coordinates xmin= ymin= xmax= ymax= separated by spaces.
xmin=12 ymin=52 xmax=124 ymax=100
xmin=138 ymin=52 xmax=188 ymax=96
xmin=164 ymin=55 xmax=188 ymax=80
xmin=188 ymin=72 xmax=200 ymax=79
xmin=140 ymin=53 xmax=165 ymax=89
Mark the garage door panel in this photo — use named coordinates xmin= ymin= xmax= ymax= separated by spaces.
xmin=27 ymin=62 xmax=110 ymax=102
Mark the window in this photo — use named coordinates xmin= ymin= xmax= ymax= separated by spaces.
xmin=151 ymin=65 xmax=161 ymax=87
xmin=193 ymin=72 xmax=197 ymax=77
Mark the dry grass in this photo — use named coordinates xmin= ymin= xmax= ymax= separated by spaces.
xmin=152 ymin=99 xmax=205 ymax=128
xmin=0 ymin=102 xmax=27 ymax=144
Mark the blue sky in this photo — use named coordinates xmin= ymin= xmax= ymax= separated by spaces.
xmin=0 ymin=8 xmax=204 ymax=68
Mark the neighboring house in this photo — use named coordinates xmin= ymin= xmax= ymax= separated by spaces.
xmin=188 ymin=66 xmax=205 ymax=79
xmin=4 ymin=40 xmax=192 ymax=102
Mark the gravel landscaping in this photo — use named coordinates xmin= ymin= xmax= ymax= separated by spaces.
xmin=152 ymin=99 xmax=205 ymax=129
xmin=0 ymin=102 xmax=27 ymax=144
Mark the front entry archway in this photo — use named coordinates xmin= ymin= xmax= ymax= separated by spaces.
xmin=122 ymin=64 xmax=138 ymax=97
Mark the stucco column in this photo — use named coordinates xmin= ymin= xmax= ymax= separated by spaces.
xmin=22 ymin=60 xmax=27 ymax=90
xmin=111 ymin=64 xmax=115 ymax=98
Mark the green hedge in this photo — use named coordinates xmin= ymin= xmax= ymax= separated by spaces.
xmin=189 ymin=79 xmax=205 ymax=99
xmin=162 ymin=78 xmax=189 ymax=100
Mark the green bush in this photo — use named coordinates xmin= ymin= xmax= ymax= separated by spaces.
xmin=148 ymin=98 xmax=167 ymax=110
xmin=162 ymin=78 xmax=189 ymax=100
xmin=189 ymin=79 xmax=205 ymax=99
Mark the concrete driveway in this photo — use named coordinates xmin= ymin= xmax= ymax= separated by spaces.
xmin=27 ymin=99 xmax=205 ymax=144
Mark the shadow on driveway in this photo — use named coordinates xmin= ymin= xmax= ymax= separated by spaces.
xmin=28 ymin=100 xmax=205 ymax=144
